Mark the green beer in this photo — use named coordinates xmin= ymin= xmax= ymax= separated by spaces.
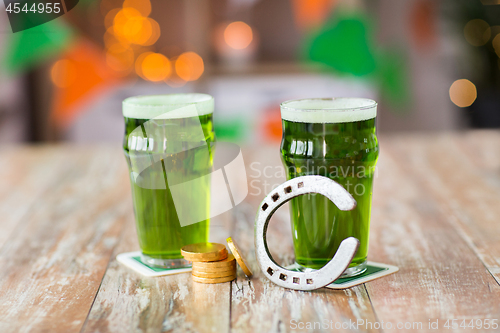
xmin=123 ymin=94 xmax=215 ymax=268
xmin=280 ymin=98 xmax=378 ymax=276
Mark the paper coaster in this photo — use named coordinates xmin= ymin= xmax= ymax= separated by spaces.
xmin=286 ymin=261 xmax=399 ymax=290
xmin=117 ymin=251 xmax=192 ymax=277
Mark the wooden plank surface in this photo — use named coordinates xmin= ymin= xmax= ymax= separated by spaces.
xmin=366 ymin=139 xmax=500 ymax=332
xmin=0 ymin=146 xmax=130 ymax=332
xmin=389 ymin=134 xmax=500 ymax=285
xmin=0 ymin=146 xmax=73 ymax=248
xmin=0 ymin=131 xmax=499 ymax=333
xmin=451 ymin=131 xmax=500 ymax=284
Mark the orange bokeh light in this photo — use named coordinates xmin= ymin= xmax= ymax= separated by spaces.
xmin=103 ymin=0 xmax=162 ymax=80
xmin=125 ymin=17 xmax=152 ymax=45
xmin=129 ymin=17 xmax=160 ymax=46
xmin=140 ymin=53 xmax=171 ymax=82
xmin=449 ymin=79 xmax=477 ymax=107
xmin=142 ymin=18 xmax=161 ymax=46
xmin=111 ymin=8 xmax=159 ymax=46
xmin=113 ymin=8 xmax=142 ymax=37
xmin=224 ymin=21 xmax=253 ymax=50
xmin=51 ymin=59 xmax=77 ymax=88
xmin=135 ymin=51 xmax=152 ymax=79
xmin=175 ymin=52 xmax=204 ymax=81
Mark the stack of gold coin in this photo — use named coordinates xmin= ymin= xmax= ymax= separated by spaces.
xmin=181 ymin=242 xmax=237 ymax=284
xmin=192 ymin=254 xmax=237 ymax=283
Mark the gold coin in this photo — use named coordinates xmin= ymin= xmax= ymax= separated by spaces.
xmin=192 ymin=261 xmax=236 ymax=273
xmin=192 ymin=268 xmax=236 ymax=278
xmin=226 ymin=237 xmax=253 ymax=277
xmin=192 ymin=254 xmax=236 ymax=270
xmin=183 ymin=248 xmax=228 ymax=262
xmin=181 ymin=243 xmax=228 ymax=262
xmin=192 ymin=274 xmax=236 ymax=284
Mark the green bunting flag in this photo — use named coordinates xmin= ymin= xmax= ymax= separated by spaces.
xmin=2 ymin=18 xmax=73 ymax=75
xmin=303 ymin=9 xmax=411 ymax=109
xmin=305 ymin=11 xmax=376 ymax=76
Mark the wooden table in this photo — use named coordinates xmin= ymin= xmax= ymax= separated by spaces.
xmin=1 ymin=131 xmax=500 ymax=333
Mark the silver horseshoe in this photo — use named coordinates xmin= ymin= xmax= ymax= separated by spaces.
xmin=254 ymin=175 xmax=360 ymax=291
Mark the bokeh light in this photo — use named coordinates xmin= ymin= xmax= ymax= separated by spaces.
xmin=493 ymin=33 xmax=500 ymax=57
xmin=108 ymin=7 xmax=160 ymax=47
xmin=135 ymin=51 xmax=152 ymax=79
xmin=464 ymin=19 xmax=491 ymax=46
xmin=113 ymin=8 xmax=142 ymax=39
xmin=224 ymin=21 xmax=253 ymax=50
xmin=175 ymin=52 xmax=204 ymax=81
xmin=140 ymin=53 xmax=171 ymax=82
xmin=141 ymin=18 xmax=161 ymax=46
xmin=51 ymin=59 xmax=77 ymax=88
xmin=126 ymin=17 xmax=152 ymax=45
xmin=102 ymin=0 xmax=162 ymax=80
xmin=449 ymin=79 xmax=477 ymax=107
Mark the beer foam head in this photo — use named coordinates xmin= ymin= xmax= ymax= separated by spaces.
xmin=123 ymin=93 xmax=214 ymax=119
xmin=280 ymin=98 xmax=377 ymax=123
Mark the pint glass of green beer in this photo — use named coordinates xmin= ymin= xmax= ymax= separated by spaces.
xmin=280 ymin=98 xmax=378 ymax=277
xmin=122 ymin=94 xmax=215 ymax=268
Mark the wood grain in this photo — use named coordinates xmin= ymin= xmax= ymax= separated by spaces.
xmin=365 ymin=137 xmax=500 ymax=332
xmin=0 ymin=146 xmax=73 ymax=248
xmin=449 ymin=131 xmax=500 ymax=284
xmin=0 ymin=146 xmax=130 ymax=333
xmin=389 ymin=134 xmax=500 ymax=278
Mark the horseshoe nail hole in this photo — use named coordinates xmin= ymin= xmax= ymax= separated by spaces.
xmin=306 ymin=279 xmax=313 ymax=284
xmin=284 ymin=186 xmax=292 ymax=193
xmin=298 ymin=182 xmax=304 ymax=188
xmin=272 ymin=193 xmax=280 ymax=202
xmin=267 ymin=267 xmax=274 ymax=276
xmin=279 ymin=273 xmax=287 ymax=281
xmin=293 ymin=277 xmax=300 ymax=284
xmin=262 ymin=203 xmax=268 ymax=211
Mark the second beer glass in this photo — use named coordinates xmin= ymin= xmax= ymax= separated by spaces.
xmin=280 ymin=98 xmax=379 ymax=277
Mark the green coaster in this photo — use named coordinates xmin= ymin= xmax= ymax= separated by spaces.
xmin=286 ymin=261 xmax=399 ymax=289
xmin=117 ymin=251 xmax=192 ymax=277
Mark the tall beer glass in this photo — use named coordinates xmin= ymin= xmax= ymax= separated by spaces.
xmin=280 ymin=98 xmax=378 ymax=277
xmin=123 ymin=94 xmax=215 ymax=268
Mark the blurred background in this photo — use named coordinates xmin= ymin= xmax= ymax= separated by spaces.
xmin=0 ymin=0 xmax=499 ymax=144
